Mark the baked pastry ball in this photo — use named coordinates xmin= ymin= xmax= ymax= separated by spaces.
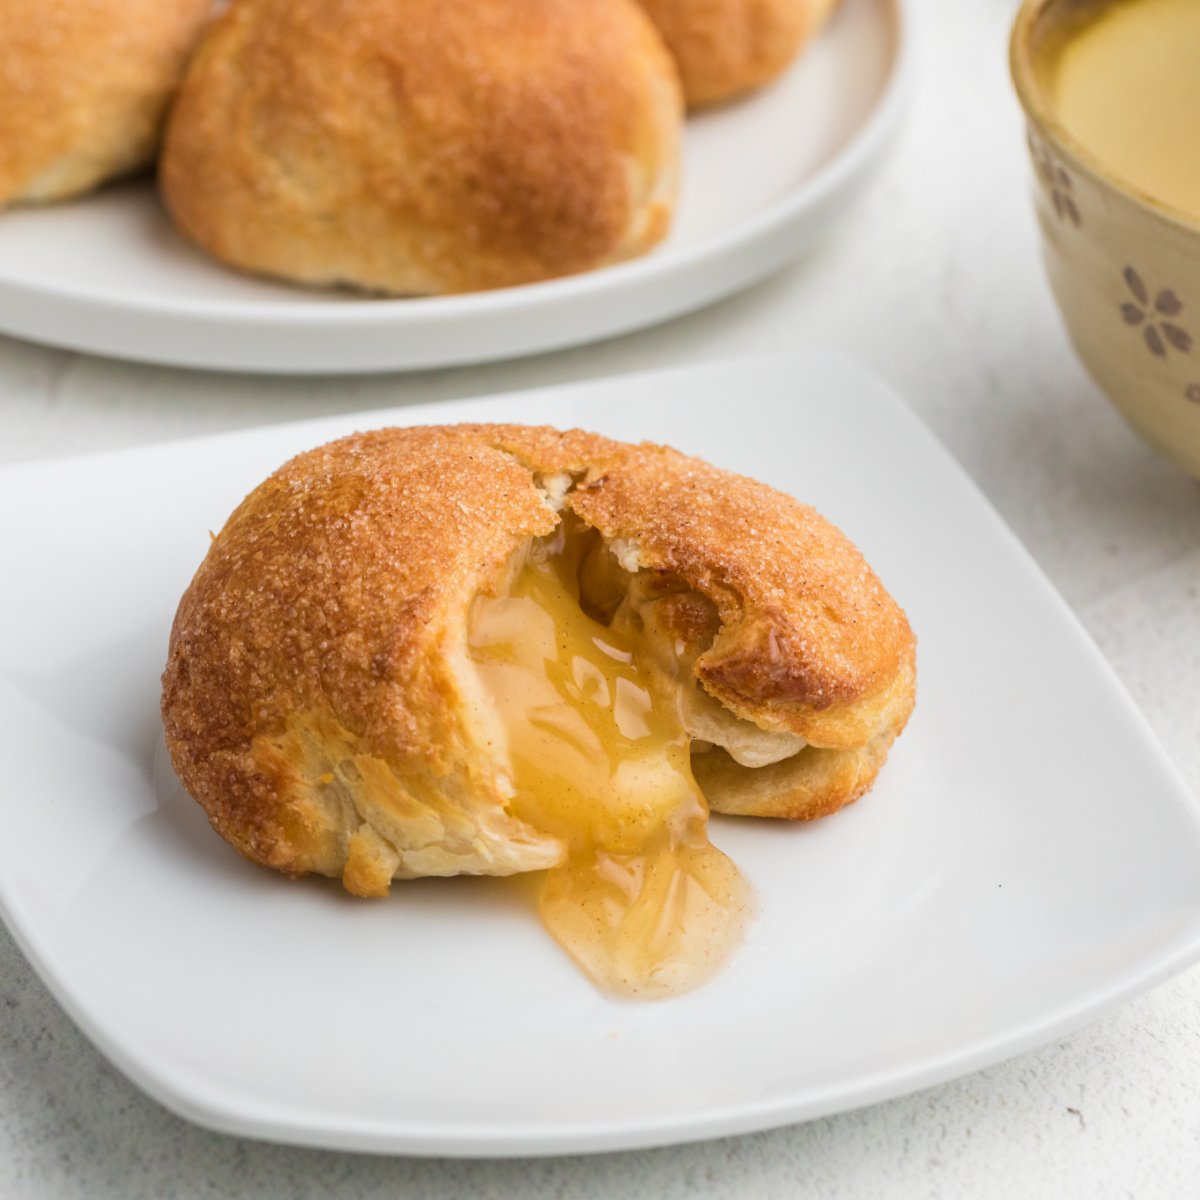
xmin=159 ymin=0 xmax=683 ymax=295
xmin=0 ymin=0 xmax=212 ymax=208
xmin=635 ymin=0 xmax=843 ymax=107
xmin=163 ymin=425 xmax=915 ymax=997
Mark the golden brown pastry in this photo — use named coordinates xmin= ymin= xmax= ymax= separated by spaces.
xmin=162 ymin=424 xmax=915 ymax=996
xmin=159 ymin=0 xmax=683 ymax=296
xmin=635 ymin=0 xmax=843 ymax=108
xmin=0 ymin=0 xmax=212 ymax=208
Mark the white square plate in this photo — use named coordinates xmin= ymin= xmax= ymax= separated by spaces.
xmin=2 ymin=353 xmax=1199 ymax=1157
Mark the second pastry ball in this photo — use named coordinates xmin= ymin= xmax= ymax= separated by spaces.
xmin=636 ymin=0 xmax=842 ymax=108
xmin=159 ymin=0 xmax=684 ymax=295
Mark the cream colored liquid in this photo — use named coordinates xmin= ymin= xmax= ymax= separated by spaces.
xmin=1048 ymin=0 xmax=1200 ymax=219
xmin=469 ymin=536 xmax=750 ymax=999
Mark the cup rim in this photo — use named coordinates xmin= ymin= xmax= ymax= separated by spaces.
xmin=1009 ymin=0 xmax=1200 ymax=237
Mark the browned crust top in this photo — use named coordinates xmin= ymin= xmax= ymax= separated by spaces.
xmin=159 ymin=0 xmax=682 ymax=294
xmin=163 ymin=428 xmax=557 ymax=769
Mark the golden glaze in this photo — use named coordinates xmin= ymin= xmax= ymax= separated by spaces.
xmin=162 ymin=424 xmax=915 ymax=981
xmin=159 ymin=0 xmax=682 ymax=295
xmin=635 ymin=0 xmax=842 ymax=108
xmin=0 ymin=0 xmax=211 ymax=207
xmin=470 ymin=532 xmax=750 ymax=997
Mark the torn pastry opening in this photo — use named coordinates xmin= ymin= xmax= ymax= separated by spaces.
xmin=466 ymin=512 xmax=807 ymax=999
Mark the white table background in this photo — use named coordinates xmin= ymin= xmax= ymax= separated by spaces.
xmin=3 ymin=1 xmax=1199 ymax=1195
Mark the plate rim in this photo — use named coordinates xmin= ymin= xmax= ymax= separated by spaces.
xmin=4 ymin=351 xmax=1200 ymax=1158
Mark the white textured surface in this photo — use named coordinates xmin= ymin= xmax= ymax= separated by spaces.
xmin=2 ymin=0 xmax=1200 ymax=1195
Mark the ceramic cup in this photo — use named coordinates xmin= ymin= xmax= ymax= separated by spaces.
xmin=1011 ymin=0 xmax=1200 ymax=478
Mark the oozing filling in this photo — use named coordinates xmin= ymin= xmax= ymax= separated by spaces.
xmin=469 ymin=528 xmax=752 ymax=999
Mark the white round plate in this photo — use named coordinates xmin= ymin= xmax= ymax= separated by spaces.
xmin=0 ymin=0 xmax=910 ymax=374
